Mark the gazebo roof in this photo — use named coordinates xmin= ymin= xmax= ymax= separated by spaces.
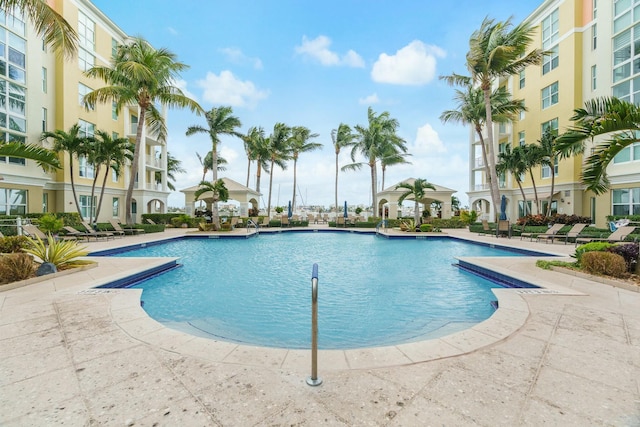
xmin=377 ymin=178 xmax=456 ymax=202
xmin=181 ymin=177 xmax=260 ymax=203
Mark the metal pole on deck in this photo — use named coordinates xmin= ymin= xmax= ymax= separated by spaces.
xmin=306 ymin=263 xmax=322 ymax=386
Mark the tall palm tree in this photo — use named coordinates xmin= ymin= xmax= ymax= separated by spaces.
xmin=555 ymin=96 xmax=640 ymax=194
xmin=0 ymin=142 xmax=60 ymax=171
xmin=456 ymin=17 xmax=545 ymax=220
xmin=538 ymin=129 xmax=559 ymax=217
xmin=193 ymin=179 xmax=229 ymax=230
xmin=195 ymin=151 xmax=227 ymax=182
xmin=379 ymin=138 xmax=411 ymax=190
xmin=161 ymin=152 xmax=186 ymax=192
xmin=83 ymin=37 xmax=203 ymax=224
xmin=344 ymin=107 xmax=407 ymax=215
xmin=91 ymin=130 xmax=134 ymax=222
xmin=496 ymin=144 xmax=529 ymax=216
xmin=0 ymin=0 xmax=78 ymax=58
xmin=265 ymin=123 xmax=292 ymax=219
xmin=241 ymin=126 xmax=266 ymax=188
xmin=331 ymin=123 xmax=355 ymax=219
xmin=289 ymin=126 xmax=321 ymax=210
xmin=440 ymin=83 xmax=525 ymax=199
xmin=396 ymin=178 xmax=436 ymax=226
xmin=522 ymin=143 xmax=544 ymax=214
xmin=40 ymin=124 xmax=91 ymax=218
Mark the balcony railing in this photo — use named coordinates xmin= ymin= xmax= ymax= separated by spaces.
xmin=474 ymin=184 xmax=490 ymax=191
xmin=475 ymin=157 xmax=485 ymax=168
xmin=146 ymin=155 xmax=162 ymax=168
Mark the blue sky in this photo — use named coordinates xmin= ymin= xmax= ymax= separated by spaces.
xmin=92 ymin=0 xmax=542 ymax=210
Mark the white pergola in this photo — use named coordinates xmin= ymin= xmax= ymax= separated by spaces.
xmin=181 ymin=177 xmax=260 ymax=217
xmin=377 ymin=178 xmax=457 ymax=219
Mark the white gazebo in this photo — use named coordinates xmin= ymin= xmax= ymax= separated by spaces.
xmin=376 ymin=178 xmax=457 ymax=219
xmin=181 ymin=177 xmax=260 ymax=217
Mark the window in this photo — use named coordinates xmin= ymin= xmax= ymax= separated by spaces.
xmin=542 ymin=157 xmax=559 ymax=179
xmin=42 ymin=193 xmax=48 ymax=212
xmin=542 ymin=9 xmax=559 ymax=74
xmin=78 ymin=119 xmax=95 ymax=138
xmin=79 ymin=195 xmax=96 ymax=220
xmin=78 ymin=12 xmax=95 ymax=51
xmin=612 ymin=187 xmax=640 ymax=215
xmin=6 ymin=31 xmax=26 ymax=83
xmin=498 ymin=142 xmax=507 ymax=154
xmin=593 ymin=0 xmax=597 ymax=19
xmin=112 ymin=168 xmax=118 ymax=182
xmin=542 ymin=82 xmax=559 ymax=109
xmin=519 ymin=70 xmax=525 ymax=89
xmin=541 ymin=200 xmax=558 ymax=216
xmin=518 ymin=131 xmax=526 ymax=147
xmin=112 ymin=197 xmax=119 ymax=216
xmin=112 ymin=38 xmax=118 ymax=57
xmin=518 ymin=200 xmax=532 ymax=217
xmin=78 ymin=48 xmax=94 ymax=72
xmin=0 ymin=78 xmax=27 ymax=165
xmin=591 ymin=65 xmax=597 ymax=90
xmin=130 ymin=115 xmax=138 ymax=135
xmin=78 ymin=83 xmax=92 ymax=108
xmin=498 ymin=171 xmax=506 ymax=188
xmin=42 ymin=107 xmax=47 ymax=132
xmin=78 ymin=155 xmax=94 ymax=179
xmin=614 ymin=142 xmax=640 ymax=162
xmin=542 ymin=118 xmax=559 ymax=134
xmin=592 ymin=23 xmax=597 ymax=49
xmin=0 ymin=188 xmax=27 ymax=215
xmin=41 ymin=67 xmax=47 ymax=92
xmin=112 ymin=101 xmax=118 ymax=120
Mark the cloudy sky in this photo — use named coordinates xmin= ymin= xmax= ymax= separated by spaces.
xmin=92 ymin=0 xmax=541 ymax=209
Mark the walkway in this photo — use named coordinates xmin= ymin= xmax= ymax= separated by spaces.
xmin=1 ymin=227 xmax=638 ymax=425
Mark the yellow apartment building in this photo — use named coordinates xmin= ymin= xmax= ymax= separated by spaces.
xmin=468 ymin=0 xmax=640 ymax=228
xmin=0 ymin=0 xmax=169 ymax=223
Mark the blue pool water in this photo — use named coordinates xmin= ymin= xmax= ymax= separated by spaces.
xmin=115 ymin=233 xmax=529 ymax=349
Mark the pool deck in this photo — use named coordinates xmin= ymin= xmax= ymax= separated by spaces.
xmin=1 ymin=226 xmax=639 ymax=426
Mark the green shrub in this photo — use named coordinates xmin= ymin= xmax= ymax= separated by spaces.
xmin=580 ymin=251 xmax=628 ymax=278
xmin=23 ymin=235 xmax=90 ymax=269
xmin=420 ymin=224 xmax=432 ymax=232
xmin=459 ymin=210 xmax=478 ymax=225
xmin=36 ymin=214 xmax=64 ymax=234
xmin=0 ymin=253 xmax=35 ymax=284
xmin=0 ymin=235 xmax=31 ymax=253
xmin=431 ymin=218 xmax=466 ymax=229
xmin=574 ymin=242 xmax=615 ymax=264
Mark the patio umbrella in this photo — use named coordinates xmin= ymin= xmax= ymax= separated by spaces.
xmin=499 ymin=195 xmax=507 ymax=220
xmin=344 ymin=201 xmax=348 ymax=218
xmin=287 ymin=200 xmax=292 ymax=219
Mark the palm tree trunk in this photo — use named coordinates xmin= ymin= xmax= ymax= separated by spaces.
xmin=267 ymin=159 xmax=275 ymax=219
xmin=516 ymin=180 xmax=528 ymax=216
xmin=246 ymin=158 xmax=251 ymax=188
xmin=292 ymin=158 xmax=298 ymax=211
xmin=381 ymin=165 xmax=386 ymax=191
xmin=126 ymin=107 xmax=146 ymax=225
xmin=483 ymin=87 xmax=502 ymax=221
xmin=256 ymin=163 xmax=262 ymax=194
xmin=528 ymin=170 xmax=541 ymax=214
xmin=546 ymin=157 xmax=556 ymax=217
xmin=414 ymin=200 xmax=420 ymax=226
xmin=68 ymin=154 xmax=83 ymax=219
xmin=334 ymin=152 xmax=339 ymax=220
xmin=370 ymin=160 xmax=377 ymax=216
xmin=89 ymin=165 xmax=100 ymax=224
xmin=210 ymin=145 xmax=220 ymax=229
xmin=95 ymin=166 xmax=110 ymax=221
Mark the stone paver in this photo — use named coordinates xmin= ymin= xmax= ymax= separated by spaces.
xmin=1 ymin=226 xmax=639 ymax=425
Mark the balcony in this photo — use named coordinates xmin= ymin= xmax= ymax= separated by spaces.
xmin=145 ymin=155 xmax=162 ymax=168
xmin=474 ymin=157 xmax=485 ymax=168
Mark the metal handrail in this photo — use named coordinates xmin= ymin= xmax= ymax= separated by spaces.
xmin=246 ymin=219 xmax=259 ymax=234
xmin=306 ymin=263 xmax=322 ymax=386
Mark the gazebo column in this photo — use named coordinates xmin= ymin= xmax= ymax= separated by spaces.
xmin=239 ymin=202 xmax=249 ymax=217
xmin=442 ymin=201 xmax=452 ymax=219
xmin=184 ymin=193 xmax=196 ymax=216
xmin=388 ymin=202 xmax=400 ymax=219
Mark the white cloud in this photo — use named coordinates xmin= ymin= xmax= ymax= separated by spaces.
xmin=295 ymin=35 xmax=365 ymax=68
xmin=359 ymin=93 xmax=380 ymax=105
xmin=371 ymin=40 xmax=446 ymax=85
xmin=219 ymin=47 xmax=263 ymax=70
xmin=172 ymin=78 xmax=197 ymax=102
xmin=167 ymin=27 xmax=178 ymax=36
xmin=413 ymin=123 xmax=447 ymax=154
xmin=196 ymin=70 xmax=269 ymax=108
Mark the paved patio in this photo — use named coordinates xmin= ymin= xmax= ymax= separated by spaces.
xmin=1 ymin=226 xmax=639 ymax=426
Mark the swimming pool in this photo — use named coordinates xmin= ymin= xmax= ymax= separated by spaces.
xmin=105 ymin=233 xmax=537 ymax=349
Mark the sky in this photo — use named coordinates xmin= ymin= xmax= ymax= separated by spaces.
xmin=91 ymin=0 xmax=542 ymax=210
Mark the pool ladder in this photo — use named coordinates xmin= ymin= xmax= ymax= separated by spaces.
xmin=306 ymin=263 xmax=322 ymax=386
xmin=246 ymin=219 xmax=259 ymax=234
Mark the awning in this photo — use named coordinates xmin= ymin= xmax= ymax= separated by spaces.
xmin=531 ymin=192 xmax=560 ymax=200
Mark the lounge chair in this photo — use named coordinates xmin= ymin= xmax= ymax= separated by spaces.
xmin=575 ymin=226 xmax=636 ymax=245
xmin=259 ymin=217 xmax=270 ymax=228
xmin=307 ymin=214 xmax=315 ymax=224
xmin=109 ymin=219 xmax=144 ymax=236
xmin=495 ymin=220 xmax=511 ymax=238
xmin=534 ymin=223 xmax=566 ymax=243
xmin=22 ymin=224 xmax=77 ymax=242
xmin=559 ymin=223 xmax=588 ymax=244
xmin=145 ymin=218 xmax=156 ymax=225
xmin=80 ymin=221 xmax=115 ymax=240
xmin=62 ymin=226 xmax=92 ymax=241
xmin=479 ymin=219 xmax=491 ymax=235
xmin=281 ymin=215 xmax=290 ymax=227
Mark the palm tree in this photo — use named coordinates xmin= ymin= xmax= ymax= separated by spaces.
xmin=522 ymin=143 xmax=544 ymax=214
xmin=290 ymin=126 xmax=321 ymax=210
xmin=396 ymin=178 xmax=436 ymax=226
xmin=265 ymin=123 xmax=292 ymax=219
xmin=0 ymin=142 xmax=60 ymax=171
xmin=344 ymin=107 xmax=407 ymax=215
xmin=162 ymin=152 xmax=186 ymax=192
xmin=83 ymin=37 xmax=203 ymax=224
xmin=40 ymin=124 xmax=91 ymax=218
xmin=193 ymin=179 xmax=229 ymax=230
xmin=195 ymin=151 xmax=227 ymax=183
xmin=440 ymin=83 xmax=525 ymax=199
xmin=456 ymin=17 xmax=545 ymax=220
xmin=241 ymin=126 xmax=266 ymax=188
xmin=538 ymin=129 xmax=559 ymax=217
xmin=380 ymin=139 xmax=411 ymax=190
xmin=555 ymin=96 xmax=640 ymax=194
xmin=496 ymin=144 xmax=529 ymax=216
xmin=0 ymin=0 xmax=78 ymax=58
xmin=331 ymin=123 xmax=355 ymax=221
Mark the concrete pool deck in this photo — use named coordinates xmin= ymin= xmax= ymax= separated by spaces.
xmin=1 ymin=226 xmax=639 ymax=425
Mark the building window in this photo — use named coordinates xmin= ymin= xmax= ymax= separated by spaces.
xmin=112 ymin=197 xmax=119 ymax=216
xmin=78 ymin=12 xmax=95 ymax=51
xmin=498 ymin=142 xmax=507 ymax=154
xmin=42 ymin=67 xmax=47 ymax=92
xmin=592 ymin=23 xmax=597 ymax=49
xmin=78 ymin=119 xmax=95 ymax=138
xmin=612 ymin=187 xmax=640 ymax=215
xmin=79 ymin=195 xmax=96 ymax=220
xmin=112 ymin=101 xmax=118 ymax=120
xmin=78 ymin=155 xmax=94 ymax=179
xmin=5 ymin=31 xmax=26 ymax=83
xmin=518 ymin=131 xmax=525 ymax=146
xmin=518 ymin=200 xmax=532 ymax=217
xmin=78 ymin=48 xmax=94 ymax=72
xmin=593 ymin=0 xmax=597 ymax=19
xmin=591 ymin=65 xmax=597 ymax=90
xmin=614 ymin=142 xmax=640 ymax=163
xmin=519 ymin=70 xmax=525 ymax=89
xmin=0 ymin=188 xmax=27 ymax=215
xmin=542 ymin=157 xmax=559 ymax=179
xmin=42 ymin=107 xmax=47 ymax=132
xmin=542 ymin=118 xmax=559 ymax=134
xmin=0 ymin=78 xmax=27 ymax=165
xmin=78 ymin=83 xmax=92 ymax=109
xmin=542 ymin=9 xmax=559 ymax=74
xmin=112 ymin=38 xmax=118 ymax=57
xmin=112 ymin=168 xmax=118 ymax=182
xmin=542 ymin=82 xmax=559 ymax=109
xmin=42 ymin=193 xmax=48 ymax=212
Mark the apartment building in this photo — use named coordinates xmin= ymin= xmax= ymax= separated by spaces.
xmin=0 ymin=0 xmax=169 ymax=223
xmin=468 ymin=0 xmax=640 ymax=228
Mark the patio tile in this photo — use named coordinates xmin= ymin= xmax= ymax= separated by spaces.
xmin=1 ymin=344 xmax=71 ymax=386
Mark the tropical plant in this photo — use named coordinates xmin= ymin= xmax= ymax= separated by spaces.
xmin=0 ymin=235 xmax=31 ymax=253
xmin=496 ymin=144 xmax=529 ymax=215
xmin=158 ymin=152 xmax=186 ymax=192
xmin=265 ymin=123 xmax=292 ymax=218
xmin=23 ymin=234 xmax=89 ymax=269
xmin=0 ymin=142 xmax=61 ymax=171
xmin=195 ymin=151 xmax=227 ymax=183
xmin=193 ymin=179 xmax=229 ymax=230
xmin=379 ymin=139 xmax=411 ymax=190
xmin=40 ymin=124 xmax=92 ymax=218
xmin=331 ymin=123 xmax=355 ymax=223
xmin=290 ymin=126 xmax=321 ymax=210
xmin=538 ymin=128 xmax=559 ymax=217
xmin=396 ymin=178 xmax=436 ymax=226
xmin=37 ymin=214 xmax=64 ymax=234
xmin=446 ymin=17 xmax=545 ymax=220
xmin=0 ymin=253 xmax=35 ymax=284
xmin=459 ymin=209 xmax=479 ymax=225
xmin=0 ymin=0 xmax=78 ymax=58
xmin=84 ymin=36 xmax=203 ymax=224
xmin=345 ymin=107 xmax=407 ymax=213
xmin=241 ymin=126 xmax=269 ymax=192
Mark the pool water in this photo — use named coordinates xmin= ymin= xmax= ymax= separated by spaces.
xmin=118 ymin=233 xmax=526 ymax=349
